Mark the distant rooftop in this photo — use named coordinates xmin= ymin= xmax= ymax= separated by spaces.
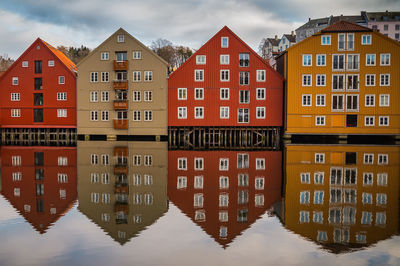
xmin=321 ymin=20 xmax=373 ymax=33
xmin=267 ymin=38 xmax=280 ymax=46
xmin=283 ymin=34 xmax=296 ymax=43
xmin=364 ymin=11 xmax=400 ymax=22
xmin=296 ymin=15 xmax=366 ymax=31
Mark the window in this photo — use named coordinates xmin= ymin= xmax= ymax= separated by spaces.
xmin=101 ymin=173 xmax=110 ymax=184
xmin=316 ymin=74 xmax=325 ymax=86
xmin=194 ymin=175 xmax=203 ymax=189
xmin=315 ymin=116 xmax=325 ymax=126
xmin=332 ymin=74 xmax=344 ymax=90
xmin=219 ymin=158 xmax=229 ymax=170
xmin=220 ymin=226 xmax=228 ymax=238
xmin=133 ymin=71 xmax=141 ymax=82
xmin=194 ymin=107 xmax=204 ymax=119
xmin=237 ymin=154 xmax=249 ymax=169
xmin=346 ymin=95 xmax=358 ymax=111
xmin=101 ymin=52 xmax=109 ymax=60
xmin=378 ymin=154 xmax=388 ymax=165
xmin=317 ymin=231 xmax=327 ymax=242
xmin=90 ymin=72 xmax=98 ymax=82
xmin=299 ymin=211 xmax=310 ymax=223
xmin=176 ymin=88 xmax=187 ymax=100
xmin=101 ymin=111 xmax=109 ymax=121
xmin=302 ymin=75 xmax=312 ymax=86
xmin=220 ymin=70 xmax=229 ymax=81
xmin=57 ymin=92 xmax=67 ymax=101
xmin=301 ymin=173 xmax=310 ymax=183
xmin=144 ymin=110 xmax=152 ymax=121
xmin=219 ymin=176 xmax=229 ymax=189
xmin=347 ymin=54 xmax=359 ymax=70
xmin=117 ymin=34 xmax=125 ymax=42
xmin=377 ymin=173 xmax=388 ymax=186
xmin=196 ymin=55 xmax=206 ymax=64
xmin=144 ymin=155 xmax=153 ymax=166
xmin=239 ymin=53 xmax=249 ymax=67
xmin=361 ymin=211 xmax=372 ymax=225
xmin=195 ymin=210 xmax=205 ymax=221
xmin=90 ymin=154 xmax=98 ymax=165
xmin=195 ymin=88 xmax=204 ymax=100
xmin=364 ymin=153 xmax=374 ymax=164
xmin=300 ymin=191 xmax=310 ymax=204
xmin=101 ymin=154 xmax=109 ymax=165
xmin=57 ymin=109 xmax=67 ymax=118
xmin=11 ymin=155 xmax=21 ymax=166
xmin=255 ymin=177 xmax=265 ymax=189
xmin=315 ymin=153 xmax=325 ymax=163
xmin=133 ymin=51 xmax=141 ymax=59
xmin=239 ymin=72 xmax=249 ymax=85
xmin=133 ymin=110 xmax=141 ymax=121
xmin=11 ymin=109 xmax=20 ymax=117
xmin=34 ymin=60 xmax=42 ymax=73
xmin=380 ymin=74 xmax=390 ymax=86
xmin=347 ymin=33 xmax=354 ymax=50
xmin=22 ymin=61 xmax=28 ymax=67
xmin=178 ymin=107 xmax=187 ymax=119
xmin=302 ymin=54 xmax=312 ymax=66
xmin=256 ymin=158 xmax=265 ymax=170
xmin=302 ymin=94 xmax=312 ymax=106
xmin=12 ymin=172 xmax=22 ymax=181
xmin=256 ymin=88 xmax=265 ymax=100
xmin=347 ymin=74 xmax=359 ymax=90
xmin=194 ymin=69 xmax=204 ymax=81
xmin=133 ymin=155 xmax=142 ymax=166
xmin=133 ymin=193 xmax=142 ymax=205
xmin=220 ymin=88 xmax=229 ymax=100
xmin=321 ymin=35 xmax=331 ymax=45
xmin=220 ymin=54 xmax=229 ymax=64
xmin=379 ymin=116 xmax=389 ymax=126
xmin=365 ymin=94 xmax=375 ymax=107
xmin=133 ymin=91 xmax=142 ymax=102
xmin=379 ymin=94 xmax=390 ymax=106
xmin=363 ymin=172 xmax=373 ymax=186
xmin=178 ymin=157 xmax=187 ymax=170
xmin=12 ymin=77 xmax=18 ymax=85
xmin=11 ymin=93 xmax=20 ymax=101
xmin=338 ymin=33 xmax=345 ymax=50
xmin=101 ymin=72 xmax=109 ymax=82
xmin=221 ymin=37 xmax=229 ymax=48
xmin=256 ymin=70 xmax=266 ymax=81
xmin=220 ymin=106 xmax=229 ymax=119
xmin=58 ymin=76 xmax=65 ymax=84
xmin=346 ymin=152 xmax=356 ymax=164
xmin=91 ymin=173 xmax=99 ymax=183
xmin=316 ymin=54 xmax=326 ymax=66
xmin=193 ymin=157 xmax=203 ymax=170
xmin=144 ymin=71 xmax=153 ymax=82
xmin=381 ymin=54 xmax=390 ymax=66
xmin=239 ymin=90 xmax=250 ymax=103
xmin=144 ymin=91 xmax=153 ymax=102
xmin=366 ymin=54 xmax=376 ymax=66
xmin=90 ymin=110 xmax=98 ymax=121
xmin=256 ymin=107 xmax=265 ymax=119
xmin=332 ymin=54 xmax=345 ymax=70
xmin=316 ymin=94 xmax=325 ymax=106
xmin=133 ymin=174 xmax=141 ymax=186
xmin=33 ymin=93 xmax=43 ymax=106
xmin=238 ymin=108 xmax=249 ymax=123
xmin=90 ymin=91 xmax=98 ymax=102
xmin=364 ymin=116 xmax=374 ymax=126
xmin=314 ymin=191 xmax=324 ymax=204
xmin=48 ymin=60 xmax=54 ymax=67
xmin=177 ymin=176 xmax=187 ymax=189
xmin=362 ymin=35 xmax=371 ymax=45
xmin=101 ymin=91 xmax=109 ymax=102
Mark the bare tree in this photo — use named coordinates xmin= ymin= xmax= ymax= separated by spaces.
xmin=151 ymin=38 xmax=193 ymax=68
xmin=0 ymin=54 xmax=15 ymax=71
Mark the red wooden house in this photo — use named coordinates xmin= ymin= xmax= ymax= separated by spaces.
xmin=0 ymin=146 xmax=77 ymax=233
xmin=0 ymin=38 xmax=77 ymax=131
xmin=168 ymin=26 xmax=284 ymax=128
xmin=168 ymin=150 xmax=282 ymax=247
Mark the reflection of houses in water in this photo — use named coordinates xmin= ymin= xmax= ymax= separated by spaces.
xmin=281 ymin=145 xmax=399 ymax=253
xmin=168 ymin=150 xmax=282 ymax=248
xmin=77 ymin=141 xmax=168 ymax=245
xmin=0 ymin=146 xmax=77 ymax=233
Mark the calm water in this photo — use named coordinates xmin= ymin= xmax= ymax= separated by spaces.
xmin=0 ymin=142 xmax=399 ymax=266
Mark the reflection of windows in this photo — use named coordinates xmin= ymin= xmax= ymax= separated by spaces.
xmin=219 ymin=211 xmax=228 ymax=222
xmin=317 ymin=231 xmax=327 ymax=242
xmin=238 ymin=190 xmax=248 ymax=204
xmin=238 ymin=108 xmax=249 ymax=123
xmin=219 ymin=194 xmax=229 ymax=207
xmin=194 ymin=176 xmax=204 ymax=189
xmin=195 ymin=210 xmax=205 ymax=221
xmin=362 ymin=193 xmax=373 ymax=204
xmin=255 ymin=194 xmax=264 ymax=206
xmin=314 ymin=172 xmax=324 ymax=184
xmin=256 ymin=158 xmax=265 ymax=169
xmin=343 ymin=189 xmax=356 ymax=204
xmin=361 ymin=211 xmax=372 ymax=225
xmin=376 ymin=193 xmax=387 ymax=205
xmin=301 ymin=172 xmax=310 ymax=183
xmin=219 ymin=176 xmax=229 ymax=189
xmin=178 ymin=157 xmax=187 ymax=170
xmin=237 ymin=154 xmax=249 ymax=169
xmin=237 ymin=209 xmax=248 ymax=222
xmin=344 ymin=168 xmax=357 ymax=185
xmin=363 ymin=173 xmax=373 ymax=186
xmin=255 ymin=177 xmax=264 ymax=190
xmin=377 ymin=173 xmax=388 ymax=186
xmin=219 ymin=158 xmax=229 ymax=170
xmin=356 ymin=234 xmax=366 ymax=244
xmin=313 ymin=191 xmax=324 ymax=204
xmin=313 ymin=211 xmax=323 ymax=223
xmin=376 ymin=212 xmax=386 ymax=226
xmin=329 ymin=208 xmax=341 ymax=224
xmin=299 ymin=211 xmax=310 ymax=223
xmin=194 ymin=193 xmax=204 ymax=207
xmin=343 ymin=206 xmax=356 ymax=224
xmin=330 ymin=167 xmax=342 ymax=185
xmin=300 ymin=191 xmax=310 ymax=204
xmin=330 ymin=188 xmax=342 ymax=203
xmin=219 ymin=226 xmax=228 ymax=238
xmin=238 ymin=174 xmax=249 ymax=186
xmin=177 ymin=176 xmax=187 ymax=189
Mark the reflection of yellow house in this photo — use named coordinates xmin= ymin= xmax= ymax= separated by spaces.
xmin=77 ymin=141 xmax=168 ymax=245
xmin=282 ymin=145 xmax=399 ymax=253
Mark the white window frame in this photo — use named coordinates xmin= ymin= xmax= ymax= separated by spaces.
xmin=221 ymin=37 xmax=229 ymax=48
xmin=365 ymin=94 xmax=375 ymax=107
xmin=365 ymin=54 xmax=376 ymax=66
xmin=57 ymin=109 xmax=67 ymax=118
xmin=196 ymin=55 xmax=206 ymax=65
xmin=220 ymin=106 xmax=229 ymax=119
xmin=58 ymin=76 xmax=65 ymax=84
xmin=220 ymin=88 xmax=229 ymax=100
xmin=144 ymin=71 xmax=153 ymax=82
xmin=12 ymin=77 xmax=18 ymax=85
xmin=302 ymin=54 xmax=312 ymax=66
xmin=194 ymin=87 xmax=204 ymax=100
xmin=364 ymin=116 xmax=375 ymax=126
xmin=316 ymin=54 xmax=326 ymax=66
xmin=316 ymin=74 xmax=326 ymax=86
xmin=379 ymin=116 xmax=389 ymax=126
xmin=365 ymin=74 xmax=376 ymax=86
xmin=144 ymin=110 xmax=152 ymax=121
xmin=361 ymin=35 xmax=372 ymax=45
xmin=101 ymin=52 xmax=109 ymax=60
xmin=133 ymin=91 xmax=141 ymax=102
xmin=195 ymin=69 xmax=204 ymax=81
xmin=101 ymin=91 xmax=109 ymax=102
xmin=321 ymin=35 xmax=331 ymax=45
xmin=316 ymin=94 xmax=326 ymax=106
xmin=302 ymin=74 xmax=312 ymax=86
xmin=315 ymin=116 xmax=326 ymax=126
xmin=11 ymin=109 xmax=21 ymax=117
xmin=178 ymin=107 xmax=187 ymax=119
xmin=256 ymin=107 xmax=265 ymax=119
xmin=220 ymin=54 xmax=229 ymax=65
xmin=194 ymin=107 xmax=204 ymax=119
xmin=57 ymin=92 xmax=67 ymax=101
xmin=220 ymin=69 xmax=230 ymax=82
xmin=178 ymin=88 xmax=187 ymax=100
xmin=380 ymin=53 xmax=390 ymax=66
xmin=133 ymin=51 xmax=141 ymax=59
xmin=256 ymin=70 xmax=266 ymax=82
xmin=302 ymin=94 xmax=312 ymax=107
xmin=256 ymin=88 xmax=266 ymax=100
xmin=379 ymin=74 xmax=390 ymax=86
xmin=133 ymin=71 xmax=141 ymax=82
xmin=379 ymin=94 xmax=390 ymax=107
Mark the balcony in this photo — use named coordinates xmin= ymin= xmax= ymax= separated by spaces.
xmin=113 ymin=80 xmax=128 ymax=90
xmin=113 ymin=100 xmax=129 ymax=110
xmin=113 ymin=60 xmax=128 ymax=71
xmin=114 ymin=165 xmax=128 ymax=175
xmin=114 ymin=147 xmax=128 ymax=157
xmin=113 ymin=119 xmax=128 ymax=130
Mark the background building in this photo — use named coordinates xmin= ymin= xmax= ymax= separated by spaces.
xmin=277 ymin=21 xmax=400 ymax=137
xmin=362 ymin=11 xmax=400 ymax=41
xmin=77 ymin=28 xmax=168 ymax=139
xmin=278 ymin=32 xmax=296 ymax=52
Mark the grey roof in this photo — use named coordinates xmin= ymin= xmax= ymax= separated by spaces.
xmin=267 ymin=38 xmax=280 ymax=46
xmin=283 ymin=34 xmax=296 ymax=43
xmin=296 ymin=15 xmax=366 ymax=31
xmin=364 ymin=11 xmax=400 ymax=22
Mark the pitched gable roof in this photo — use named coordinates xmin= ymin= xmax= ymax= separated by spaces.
xmin=321 ymin=20 xmax=372 ymax=33
xmin=170 ymin=26 xmax=283 ymax=81
xmin=283 ymin=34 xmax=296 ymax=43
xmin=42 ymin=41 xmax=77 ymax=72
xmin=267 ymin=38 xmax=280 ymax=46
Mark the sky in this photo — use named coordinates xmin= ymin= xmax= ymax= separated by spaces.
xmin=0 ymin=0 xmax=399 ymax=59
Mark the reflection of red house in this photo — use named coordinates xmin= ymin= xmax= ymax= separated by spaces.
xmin=0 ymin=146 xmax=77 ymax=233
xmin=168 ymin=150 xmax=282 ymax=248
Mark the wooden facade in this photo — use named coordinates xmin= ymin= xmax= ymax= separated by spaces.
xmin=168 ymin=26 xmax=284 ymax=128
xmin=0 ymin=38 xmax=77 ymax=130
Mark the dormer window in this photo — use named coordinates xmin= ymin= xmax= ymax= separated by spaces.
xmin=221 ymin=37 xmax=229 ymax=48
xmin=117 ymin=34 xmax=125 ymax=43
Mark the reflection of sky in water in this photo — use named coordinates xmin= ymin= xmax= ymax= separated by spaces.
xmin=0 ymin=197 xmax=399 ymax=266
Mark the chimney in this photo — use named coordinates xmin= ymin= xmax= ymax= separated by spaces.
xmin=291 ymin=31 xmax=294 ymax=36
xmin=309 ymin=18 xmax=311 ymax=21
xmin=275 ymin=35 xmax=278 ymax=40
